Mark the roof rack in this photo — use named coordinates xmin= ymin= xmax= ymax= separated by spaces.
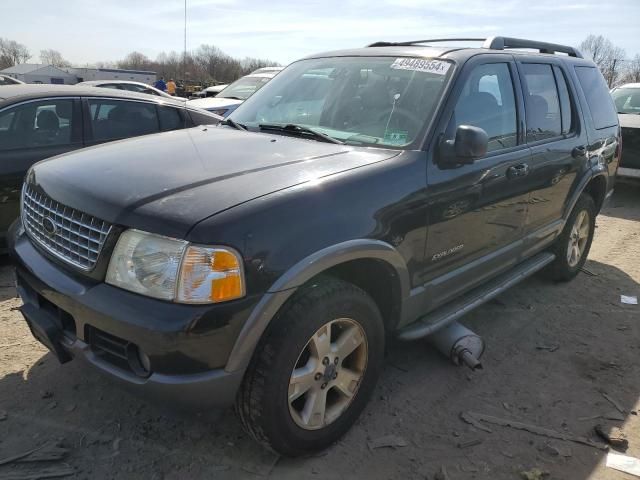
xmin=366 ymin=36 xmax=583 ymax=58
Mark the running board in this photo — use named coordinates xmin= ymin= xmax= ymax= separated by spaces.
xmin=397 ymin=252 xmax=556 ymax=341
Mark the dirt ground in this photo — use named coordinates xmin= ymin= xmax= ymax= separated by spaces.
xmin=1 ymin=183 xmax=639 ymax=480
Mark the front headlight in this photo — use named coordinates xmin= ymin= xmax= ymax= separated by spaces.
xmin=105 ymin=229 xmax=245 ymax=304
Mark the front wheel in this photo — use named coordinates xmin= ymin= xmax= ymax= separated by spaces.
xmin=236 ymin=278 xmax=385 ymax=456
xmin=546 ymin=193 xmax=596 ymax=281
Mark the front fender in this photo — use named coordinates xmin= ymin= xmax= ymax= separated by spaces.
xmin=224 ymin=239 xmax=410 ymax=373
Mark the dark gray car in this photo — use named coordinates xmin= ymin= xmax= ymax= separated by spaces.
xmin=0 ymin=85 xmax=220 ymax=249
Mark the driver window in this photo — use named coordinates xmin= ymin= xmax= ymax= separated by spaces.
xmin=452 ymin=63 xmax=517 ymax=153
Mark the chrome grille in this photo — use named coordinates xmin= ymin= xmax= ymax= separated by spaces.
xmin=22 ymin=184 xmax=112 ymax=271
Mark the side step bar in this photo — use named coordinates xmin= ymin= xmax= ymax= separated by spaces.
xmin=397 ymin=252 xmax=556 ymax=341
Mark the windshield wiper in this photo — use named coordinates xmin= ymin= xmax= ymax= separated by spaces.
xmin=220 ymin=118 xmax=247 ymax=131
xmin=220 ymin=96 xmax=244 ymax=100
xmin=258 ymin=123 xmax=344 ymax=144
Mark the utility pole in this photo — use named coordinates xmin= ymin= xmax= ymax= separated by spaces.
xmin=183 ymin=0 xmax=187 ymax=85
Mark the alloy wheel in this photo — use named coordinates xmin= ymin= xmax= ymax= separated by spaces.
xmin=288 ymin=318 xmax=368 ymax=430
xmin=567 ymin=209 xmax=590 ymax=267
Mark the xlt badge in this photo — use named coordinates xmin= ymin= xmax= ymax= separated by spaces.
xmin=431 ymin=244 xmax=464 ymax=262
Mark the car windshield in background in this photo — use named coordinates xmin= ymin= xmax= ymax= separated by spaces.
xmin=230 ymin=56 xmax=454 ymax=148
xmin=612 ymin=88 xmax=640 ymax=114
xmin=217 ymin=76 xmax=272 ymax=100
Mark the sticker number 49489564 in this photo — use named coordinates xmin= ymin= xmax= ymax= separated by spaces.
xmin=390 ymin=58 xmax=451 ymax=75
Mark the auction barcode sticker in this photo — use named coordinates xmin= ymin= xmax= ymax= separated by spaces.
xmin=390 ymin=58 xmax=451 ymax=75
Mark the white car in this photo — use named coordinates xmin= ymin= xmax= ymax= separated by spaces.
xmin=611 ymin=83 xmax=640 ymax=179
xmin=75 ymin=80 xmax=186 ymax=100
xmin=192 ymin=84 xmax=229 ymax=99
xmin=0 ymin=75 xmax=24 ymax=86
xmin=186 ymin=72 xmax=280 ymax=117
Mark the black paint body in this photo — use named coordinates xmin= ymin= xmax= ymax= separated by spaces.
xmin=9 ymin=46 xmax=619 ymax=408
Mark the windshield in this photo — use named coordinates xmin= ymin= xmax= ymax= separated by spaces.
xmin=612 ymin=88 xmax=640 ymax=114
xmin=230 ymin=56 xmax=454 ymax=148
xmin=218 ymin=76 xmax=272 ymax=100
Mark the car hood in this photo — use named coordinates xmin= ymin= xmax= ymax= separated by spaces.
xmin=619 ymin=113 xmax=640 ymax=128
xmin=186 ymin=97 xmax=243 ymax=110
xmin=29 ymin=126 xmax=398 ymax=238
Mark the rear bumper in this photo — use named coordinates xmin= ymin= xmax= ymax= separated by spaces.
xmin=10 ymin=222 xmax=256 ymax=409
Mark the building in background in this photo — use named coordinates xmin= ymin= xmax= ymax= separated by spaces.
xmin=0 ymin=64 xmax=76 ymax=84
xmin=0 ymin=65 xmax=156 ymax=85
xmin=68 ymin=67 xmax=156 ymax=84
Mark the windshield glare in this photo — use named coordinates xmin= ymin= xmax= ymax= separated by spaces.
xmin=612 ymin=88 xmax=640 ymax=114
xmin=218 ymin=76 xmax=272 ymax=100
xmin=230 ymin=56 xmax=454 ymax=148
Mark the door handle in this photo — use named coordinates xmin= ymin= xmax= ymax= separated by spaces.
xmin=572 ymin=146 xmax=587 ymax=158
xmin=506 ymin=163 xmax=530 ymax=179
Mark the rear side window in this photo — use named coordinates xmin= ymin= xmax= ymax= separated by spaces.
xmin=521 ymin=63 xmax=561 ymax=142
xmin=189 ymin=110 xmax=217 ymax=126
xmin=158 ymin=106 xmax=184 ymax=131
xmin=88 ymin=99 xmax=159 ymax=142
xmin=575 ymin=66 xmax=618 ymax=130
xmin=452 ymin=63 xmax=518 ymax=153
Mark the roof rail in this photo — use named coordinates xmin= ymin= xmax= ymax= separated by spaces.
xmin=366 ymin=36 xmax=583 ymax=58
xmin=483 ymin=36 xmax=583 ymax=58
xmin=367 ymin=38 xmax=485 ymax=48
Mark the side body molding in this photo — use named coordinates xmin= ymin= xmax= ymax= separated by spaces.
xmin=224 ymin=239 xmax=410 ymax=373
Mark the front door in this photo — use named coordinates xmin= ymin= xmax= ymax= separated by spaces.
xmin=422 ymin=56 xmax=532 ymax=311
xmin=0 ymin=98 xmax=82 ymax=244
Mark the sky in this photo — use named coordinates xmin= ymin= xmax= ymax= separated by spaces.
xmin=4 ymin=0 xmax=639 ymax=66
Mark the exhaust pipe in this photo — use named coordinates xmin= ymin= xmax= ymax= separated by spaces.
xmin=428 ymin=322 xmax=485 ymax=370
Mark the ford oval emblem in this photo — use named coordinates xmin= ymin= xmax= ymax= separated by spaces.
xmin=42 ymin=217 xmax=57 ymax=236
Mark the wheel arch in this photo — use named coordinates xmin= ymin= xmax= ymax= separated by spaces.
xmin=225 ymin=239 xmax=410 ymax=373
xmin=564 ymin=171 xmax=608 ymax=220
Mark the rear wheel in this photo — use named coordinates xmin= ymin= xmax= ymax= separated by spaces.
xmin=547 ymin=193 xmax=596 ymax=281
xmin=236 ymin=278 xmax=385 ymax=456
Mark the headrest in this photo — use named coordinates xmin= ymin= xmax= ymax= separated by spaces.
xmin=36 ymin=110 xmax=59 ymax=131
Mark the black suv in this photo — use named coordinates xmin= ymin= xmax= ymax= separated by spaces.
xmin=9 ymin=37 xmax=620 ymax=456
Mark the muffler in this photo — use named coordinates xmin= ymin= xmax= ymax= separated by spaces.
xmin=428 ymin=322 xmax=485 ymax=370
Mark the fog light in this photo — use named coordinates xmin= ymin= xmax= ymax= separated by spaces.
xmin=138 ymin=350 xmax=151 ymax=373
xmin=126 ymin=344 xmax=151 ymax=378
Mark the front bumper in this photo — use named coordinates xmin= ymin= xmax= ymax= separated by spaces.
xmin=10 ymin=223 xmax=258 ymax=409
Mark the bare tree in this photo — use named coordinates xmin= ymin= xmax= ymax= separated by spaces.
xmin=117 ymin=51 xmax=153 ymax=70
xmin=0 ymin=37 xmax=31 ymax=69
xmin=622 ymin=54 xmax=640 ymax=84
xmin=40 ymin=49 xmax=71 ymax=68
xmin=579 ymin=34 xmax=626 ymax=87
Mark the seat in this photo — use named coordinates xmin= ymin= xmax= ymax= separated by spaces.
xmin=526 ymin=94 xmax=550 ymax=137
xmin=456 ymin=91 xmax=503 ymax=140
xmin=31 ymin=110 xmax=60 ymax=145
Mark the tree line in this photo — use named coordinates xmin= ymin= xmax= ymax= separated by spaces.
xmin=2 ymin=34 xmax=639 ymax=87
xmin=0 ymin=38 xmax=279 ymax=86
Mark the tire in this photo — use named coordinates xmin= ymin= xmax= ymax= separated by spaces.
xmin=546 ymin=193 xmax=596 ymax=282
xmin=236 ymin=277 xmax=385 ymax=456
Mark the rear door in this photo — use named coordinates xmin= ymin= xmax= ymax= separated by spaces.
xmin=515 ymin=59 xmax=589 ymax=255
xmin=0 ymin=97 xmax=82 ymax=241
xmin=423 ymin=55 xmax=532 ymax=310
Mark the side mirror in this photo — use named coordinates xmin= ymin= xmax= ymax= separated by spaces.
xmin=439 ymin=125 xmax=489 ymax=167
